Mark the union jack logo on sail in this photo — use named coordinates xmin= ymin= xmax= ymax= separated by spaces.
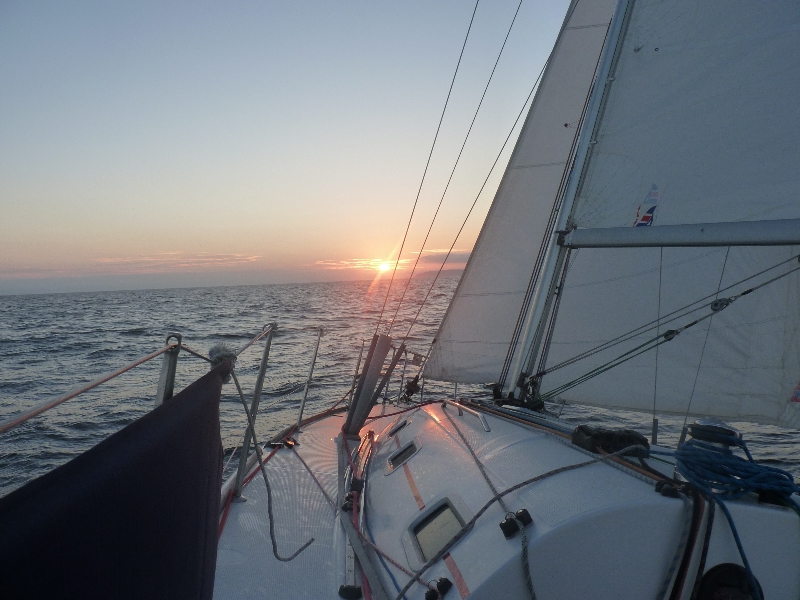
xmin=791 ymin=381 xmax=800 ymax=403
xmin=633 ymin=184 xmax=660 ymax=227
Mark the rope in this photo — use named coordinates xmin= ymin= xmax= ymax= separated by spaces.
xmin=345 ymin=432 xmax=434 ymax=597
xmin=235 ymin=324 xmax=276 ymax=357
xmin=540 ymin=255 xmax=800 ymax=376
xmin=497 ymin=0 xmax=592 ymax=389
xmin=374 ymin=0 xmax=481 ymax=336
xmin=179 ymin=344 xmax=212 ymax=362
xmin=688 ymin=501 xmax=715 ymax=600
xmin=291 ymin=447 xmax=337 ymax=512
xmin=675 ymin=433 xmax=800 ymax=600
xmin=349 ymin=430 xmax=437 ymax=596
xmin=393 ymin=444 xmax=649 ymax=599
xmin=440 ymin=405 xmax=535 ymax=598
xmin=230 ymin=371 xmax=314 ymax=561
xmin=537 ymin=263 xmax=800 ymax=402
xmin=387 ymin=0 xmax=524 ymax=335
xmin=365 ymin=401 xmax=437 ymax=422
xmin=364 ymin=516 xmax=411 ymax=599
xmin=652 ymin=247 xmax=663 ymax=423
xmin=221 ymin=379 xmax=306 ymax=475
xmin=681 ymin=248 xmax=730 ymax=427
xmin=539 ymin=334 xmax=671 ymax=402
xmin=656 ymin=492 xmax=693 ymax=600
xmin=243 ymin=445 xmax=281 ymax=487
xmin=441 ymin=405 xmax=508 ymax=512
xmin=514 ymin=515 xmax=535 ymax=600
xmin=210 ymin=344 xmax=238 ymax=375
xmin=223 ymin=431 xmax=245 ymax=473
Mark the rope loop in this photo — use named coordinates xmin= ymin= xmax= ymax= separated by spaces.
xmin=675 ymin=433 xmax=800 ymax=600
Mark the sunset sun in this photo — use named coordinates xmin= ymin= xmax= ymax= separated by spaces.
xmin=378 ymin=262 xmax=391 ymax=272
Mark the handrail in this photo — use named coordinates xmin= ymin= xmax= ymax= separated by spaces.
xmin=234 ymin=324 xmax=277 ymax=496
xmin=236 ymin=323 xmax=276 ymax=357
xmin=295 ymin=326 xmax=324 ymax=428
xmin=442 ymin=398 xmax=491 ymax=432
xmin=0 ymin=344 xmax=178 ymax=435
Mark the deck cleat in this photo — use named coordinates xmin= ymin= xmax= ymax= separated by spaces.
xmin=499 ymin=508 xmax=533 ymax=539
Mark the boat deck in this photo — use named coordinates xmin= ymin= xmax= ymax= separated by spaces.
xmin=214 ymin=413 xmax=349 ymax=599
xmin=214 ymin=401 xmax=800 ymax=600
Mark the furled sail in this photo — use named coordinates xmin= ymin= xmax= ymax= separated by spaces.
xmin=426 ymin=0 xmax=618 ymax=384
xmin=539 ymin=0 xmax=800 ymax=427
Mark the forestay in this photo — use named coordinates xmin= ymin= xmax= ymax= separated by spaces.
xmin=540 ymin=0 xmax=800 ymax=427
xmin=426 ymin=0 xmax=618 ymax=384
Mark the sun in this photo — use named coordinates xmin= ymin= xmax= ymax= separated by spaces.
xmin=378 ymin=262 xmax=391 ymax=272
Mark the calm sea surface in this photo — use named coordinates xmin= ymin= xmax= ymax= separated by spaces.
xmin=1 ymin=277 xmax=798 ymax=496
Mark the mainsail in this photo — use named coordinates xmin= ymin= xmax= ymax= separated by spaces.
xmin=426 ymin=0 xmax=618 ymax=384
xmin=536 ymin=0 xmax=800 ymax=427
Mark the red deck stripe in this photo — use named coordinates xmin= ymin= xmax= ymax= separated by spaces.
xmin=402 ymin=463 xmax=426 ymax=511
xmin=218 ymin=489 xmax=234 ymax=539
xmin=395 ymin=436 xmax=425 ymax=510
xmin=443 ymin=553 xmax=470 ymax=598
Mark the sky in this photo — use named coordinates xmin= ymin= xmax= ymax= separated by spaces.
xmin=0 ymin=0 xmax=571 ymax=295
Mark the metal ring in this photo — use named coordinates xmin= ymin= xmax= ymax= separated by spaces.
xmin=165 ymin=332 xmax=183 ymax=346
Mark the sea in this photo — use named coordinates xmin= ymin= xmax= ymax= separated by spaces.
xmin=1 ymin=277 xmax=798 ymax=497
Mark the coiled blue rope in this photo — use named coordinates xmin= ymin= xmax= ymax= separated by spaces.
xmin=674 ymin=432 xmax=800 ymax=600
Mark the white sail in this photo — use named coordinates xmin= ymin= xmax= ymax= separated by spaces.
xmin=426 ymin=0 xmax=618 ymax=384
xmin=539 ymin=0 xmax=800 ymax=427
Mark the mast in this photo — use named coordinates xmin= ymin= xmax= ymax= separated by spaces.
xmin=508 ymin=0 xmax=634 ymax=400
xmin=425 ymin=0 xmax=619 ymax=385
xmin=517 ymin=0 xmax=800 ymax=427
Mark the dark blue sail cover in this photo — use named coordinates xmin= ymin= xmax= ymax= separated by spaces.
xmin=0 ymin=362 xmax=231 ymax=600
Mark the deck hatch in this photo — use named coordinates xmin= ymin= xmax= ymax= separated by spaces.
xmin=389 ymin=442 xmax=417 ymax=469
xmin=413 ymin=503 xmax=464 ymax=561
xmin=388 ymin=419 xmax=408 ymax=437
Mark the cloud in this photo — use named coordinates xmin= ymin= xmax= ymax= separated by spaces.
xmin=0 ymin=252 xmax=261 ymax=280
xmin=314 ymin=258 xmax=411 ymax=270
xmin=92 ymin=252 xmax=260 ymax=274
xmin=313 ymin=250 xmax=471 ymax=272
xmin=0 ymin=266 xmax=80 ymax=279
xmin=95 ymin=251 xmax=260 ymax=273
xmin=416 ymin=249 xmax=471 ymax=265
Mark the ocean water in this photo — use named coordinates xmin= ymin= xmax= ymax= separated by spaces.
xmin=1 ymin=277 xmax=798 ymax=496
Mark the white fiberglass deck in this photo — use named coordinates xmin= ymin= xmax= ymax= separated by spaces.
xmin=214 ymin=402 xmax=800 ymax=600
xmin=214 ymin=414 xmax=345 ymax=599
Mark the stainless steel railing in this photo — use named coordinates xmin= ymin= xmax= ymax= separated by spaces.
xmin=0 ymin=325 xmax=277 ymax=436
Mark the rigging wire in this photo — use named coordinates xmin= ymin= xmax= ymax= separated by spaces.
xmin=230 ymin=371 xmax=314 ymax=561
xmin=401 ymin=54 xmax=547 ymax=349
xmin=537 ymin=262 xmax=800 ymax=402
xmin=534 ymin=248 xmax=573 ymax=378
xmin=394 ymin=443 xmax=648 ymax=599
xmin=674 ymin=430 xmax=800 ymax=600
xmin=681 ymin=248 xmax=730 ymax=430
xmin=373 ymin=0 xmax=481 ymax=337
xmin=387 ymin=0 xmax=525 ymax=335
xmin=538 ymin=253 xmax=800 ymax=376
xmin=651 ymin=247 xmax=663 ymax=426
xmin=497 ymin=0 xmax=609 ymax=390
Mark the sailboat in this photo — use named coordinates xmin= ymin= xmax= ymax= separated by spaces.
xmin=2 ymin=0 xmax=799 ymax=598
